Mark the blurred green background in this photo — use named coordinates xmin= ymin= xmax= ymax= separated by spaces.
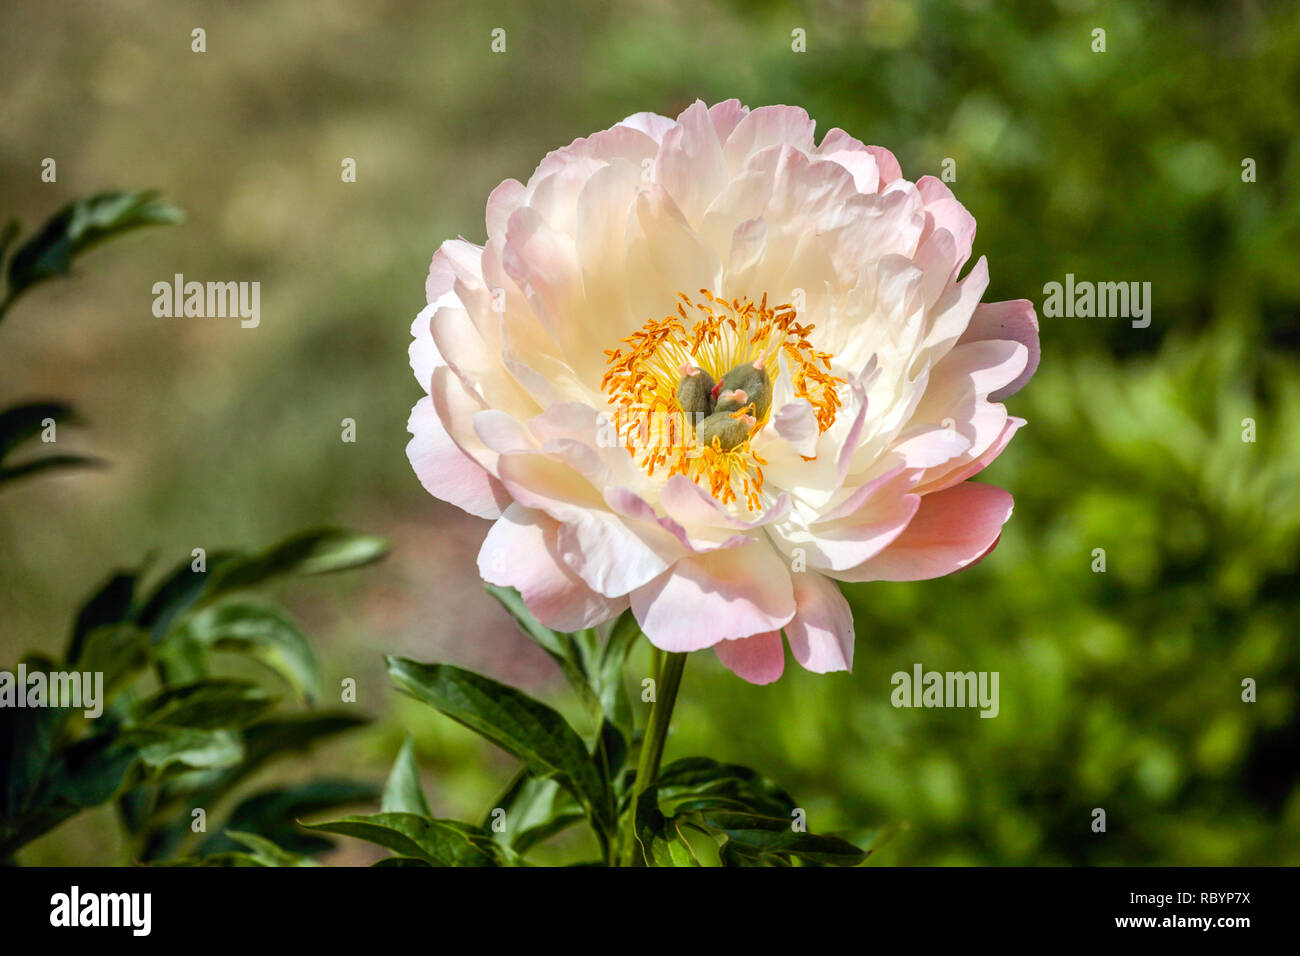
xmin=2 ymin=0 xmax=1299 ymax=864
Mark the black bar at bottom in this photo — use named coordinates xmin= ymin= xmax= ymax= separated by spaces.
xmin=0 ymin=865 xmax=1279 ymax=942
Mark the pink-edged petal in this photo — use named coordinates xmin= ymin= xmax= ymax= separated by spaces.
xmin=473 ymin=409 xmax=534 ymax=455
xmin=818 ymin=463 xmax=908 ymax=523
xmin=772 ymin=399 xmax=820 ymax=457
xmin=820 ymin=150 xmax=879 ymax=195
xmin=890 ymin=422 xmax=972 ymax=470
xmin=631 ymin=544 xmax=796 ymax=652
xmin=406 ymin=396 xmax=510 ymax=519
xmin=618 ymin=111 xmax=675 ymax=143
xmin=722 ymin=105 xmax=816 ymax=173
xmin=958 ymin=299 xmax=1041 ymax=400
xmin=659 ymin=475 xmax=791 ymax=532
xmin=835 ymin=482 xmax=1013 ymax=582
xmin=630 ymin=186 xmax=723 ymax=298
xmin=864 ymin=145 xmax=903 ymax=188
xmin=502 ymin=206 xmax=583 ymax=348
xmin=920 ymin=256 xmax=990 ymax=359
xmin=707 ymin=99 xmax=750 ymax=142
xmin=657 ymin=100 xmax=730 ymax=223
xmin=425 ymin=239 xmax=484 ymax=305
xmin=786 ymin=573 xmax=855 ymax=674
xmin=781 ymin=483 xmax=921 ymax=572
xmin=603 ymin=484 xmax=753 ymax=557
xmin=917 ymin=176 xmax=976 ymax=273
xmin=915 ymin=416 xmax=1025 ymax=495
xmin=409 ymin=303 xmax=439 ymax=394
xmin=479 ymin=504 xmax=627 ymax=631
xmin=715 ymin=631 xmax=786 ymax=685
xmin=486 ymin=179 xmax=527 ymax=238
xmin=496 ymin=451 xmax=677 ymax=598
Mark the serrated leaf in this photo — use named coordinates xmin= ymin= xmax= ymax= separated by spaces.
xmin=387 ymin=657 xmax=613 ymax=837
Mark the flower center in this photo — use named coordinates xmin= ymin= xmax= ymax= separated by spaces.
xmin=601 ymin=291 xmax=844 ymax=509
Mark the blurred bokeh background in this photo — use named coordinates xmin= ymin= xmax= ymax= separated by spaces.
xmin=2 ymin=0 xmax=1298 ymax=864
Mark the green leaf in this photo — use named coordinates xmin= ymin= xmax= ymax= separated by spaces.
xmin=0 ymin=453 xmax=104 ymax=488
xmin=0 ymin=402 xmax=80 ymax=465
xmin=2 ymin=191 xmax=182 ymax=313
xmin=204 ymin=528 xmax=387 ymax=596
xmin=223 ymin=830 xmax=320 ymax=867
xmin=372 ymin=856 xmax=431 ymax=867
xmin=678 ymin=808 xmax=867 ymax=867
xmin=0 ymin=704 xmax=66 ymax=825
xmin=155 ymin=712 xmax=367 ymax=802
xmin=133 ymin=550 xmax=242 ymax=641
xmin=70 ymin=624 xmax=151 ymax=697
xmin=595 ymin=611 xmax=640 ymax=730
xmin=654 ymin=757 xmax=796 ymax=818
xmin=305 ymin=813 xmax=503 ymax=867
xmin=155 ymin=852 xmax=269 ymax=867
xmin=0 ymin=732 xmax=139 ymax=857
xmin=66 ymin=570 xmax=137 ymax=663
xmin=235 ymin=713 xmax=369 ymax=780
xmin=387 ymin=657 xmax=613 ymax=837
xmin=0 ymin=219 xmax=19 ymax=268
xmin=176 ymin=602 xmax=320 ymax=702
xmin=129 ymin=715 xmax=368 ymax=858
xmin=120 ymin=726 xmax=243 ymax=776
xmin=381 ymin=736 xmax=431 ymax=817
xmin=130 ymin=679 xmax=274 ymax=730
xmin=484 ymin=772 xmax=584 ymax=854
xmin=593 ymin=718 xmax=627 ymax=792
xmin=631 ymin=787 xmax=699 ymax=867
xmin=202 ymin=780 xmax=378 ymax=857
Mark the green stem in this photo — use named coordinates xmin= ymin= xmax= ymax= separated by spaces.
xmin=621 ymin=649 xmax=687 ymax=866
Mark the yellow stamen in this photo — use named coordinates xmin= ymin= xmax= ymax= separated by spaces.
xmin=601 ymin=291 xmax=844 ymax=510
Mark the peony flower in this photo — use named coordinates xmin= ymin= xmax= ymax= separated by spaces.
xmin=408 ymin=100 xmax=1039 ymax=684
